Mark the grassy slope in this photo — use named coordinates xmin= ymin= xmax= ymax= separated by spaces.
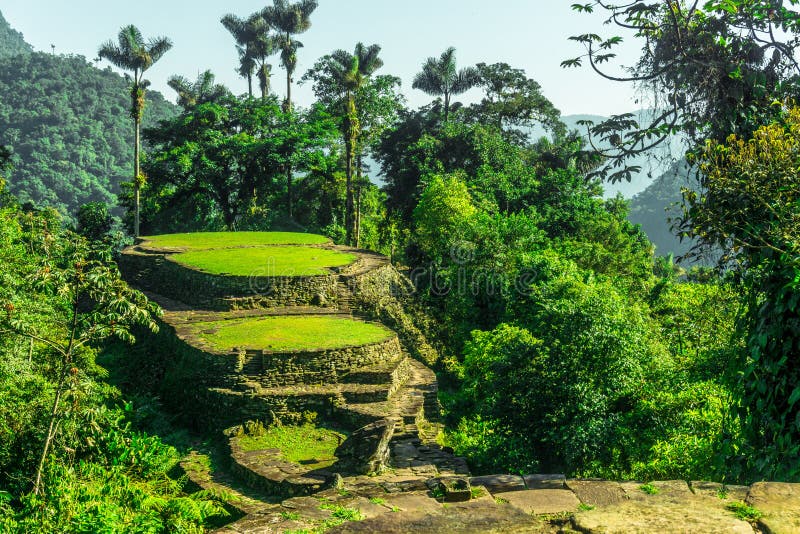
xmin=191 ymin=315 xmax=393 ymax=351
xmin=141 ymin=231 xmax=329 ymax=250
xmin=171 ymin=246 xmax=356 ymax=276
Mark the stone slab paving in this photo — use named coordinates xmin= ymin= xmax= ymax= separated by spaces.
xmin=469 ymin=474 xmax=527 ymax=494
xmin=501 ymin=488 xmax=582 ymax=515
xmin=566 ymin=479 xmax=627 ymax=507
xmin=747 ymin=482 xmax=800 ymax=534
xmin=333 ymin=499 xmax=548 ymax=534
xmin=525 ymin=473 xmax=567 ymax=490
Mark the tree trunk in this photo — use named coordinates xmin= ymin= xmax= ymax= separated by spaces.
xmin=285 ymin=70 xmax=292 ymax=112
xmin=134 ymin=116 xmax=141 ymax=238
xmin=344 ymin=93 xmax=358 ymax=246
xmin=444 ymin=91 xmax=450 ymax=122
xmin=355 ymin=152 xmax=363 ymax=248
xmin=286 ymin=164 xmax=293 ymax=219
xmin=345 ymin=140 xmax=354 ymax=245
xmin=33 ymin=367 xmax=67 ymax=495
xmin=248 ymin=74 xmax=253 ymax=98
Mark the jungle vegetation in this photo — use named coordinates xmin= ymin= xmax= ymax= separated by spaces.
xmin=0 ymin=1 xmax=799 ymax=531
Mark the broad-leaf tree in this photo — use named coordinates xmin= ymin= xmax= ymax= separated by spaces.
xmin=564 ymin=0 xmax=800 ymax=182
xmin=97 ymin=25 xmax=172 ymax=237
xmin=142 ymin=96 xmax=336 ymax=231
xmin=413 ymin=47 xmax=479 ymax=122
xmin=681 ymin=108 xmax=800 ymax=479
xmin=0 ymin=232 xmax=160 ymax=495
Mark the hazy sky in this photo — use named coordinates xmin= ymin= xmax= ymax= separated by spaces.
xmin=2 ymin=1 xmax=642 ymax=116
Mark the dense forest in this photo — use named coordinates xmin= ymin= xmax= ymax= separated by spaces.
xmin=1 ymin=0 xmax=799 ymax=531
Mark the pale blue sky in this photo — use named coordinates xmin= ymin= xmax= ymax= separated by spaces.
xmin=2 ymin=1 xmax=641 ymax=116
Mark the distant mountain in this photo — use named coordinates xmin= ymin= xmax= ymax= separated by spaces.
xmin=627 ymin=159 xmax=696 ymax=258
xmin=0 ymin=10 xmax=32 ymax=59
xmin=0 ymin=13 xmax=177 ymax=220
xmin=559 ymin=112 xmax=685 ymax=199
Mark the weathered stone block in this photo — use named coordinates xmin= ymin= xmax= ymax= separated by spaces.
xmin=335 ymin=418 xmax=395 ymax=475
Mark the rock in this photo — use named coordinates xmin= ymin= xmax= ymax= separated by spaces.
xmin=335 ymin=498 xmax=543 ymax=533
xmin=566 ymin=479 xmax=627 ymax=507
xmin=501 ymin=489 xmax=581 ymax=515
xmin=524 ymin=473 xmax=566 ymax=490
xmin=469 ymin=474 xmax=526 ymax=494
xmin=747 ymin=482 xmax=800 ymax=534
xmin=427 ymin=476 xmax=472 ymax=502
xmin=334 ymin=418 xmax=394 ymax=475
xmin=572 ymin=499 xmax=755 ymax=533
xmin=690 ymin=481 xmax=749 ymax=502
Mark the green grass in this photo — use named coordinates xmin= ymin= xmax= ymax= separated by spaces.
xmin=640 ymin=483 xmax=659 ymax=495
xmin=726 ymin=502 xmax=763 ymax=522
xmin=141 ymin=231 xmax=329 ymax=250
xmin=171 ymin=246 xmax=356 ymax=276
xmin=238 ymin=423 xmax=347 ymax=469
xmin=192 ymin=315 xmax=393 ymax=352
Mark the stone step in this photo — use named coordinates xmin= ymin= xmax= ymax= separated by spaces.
xmin=340 ymin=356 xmax=410 ymax=386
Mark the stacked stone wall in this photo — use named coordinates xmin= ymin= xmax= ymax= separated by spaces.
xmin=118 ymin=249 xmax=339 ymax=310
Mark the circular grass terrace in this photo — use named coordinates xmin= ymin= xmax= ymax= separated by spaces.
xmin=189 ymin=315 xmax=393 ymax=352
xmin=170 ymin=246 xmax=357 ymax=277
xmin=140 ymin=231 xmax=330 ymax=251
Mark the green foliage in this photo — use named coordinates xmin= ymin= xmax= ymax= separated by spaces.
xmin=412 ymin=173 xmax=477 ymax=258
xmin=683 ymin=109 xmax=800 ymax=481
xmin=567 ymin=0 xmax=800 ymax=181
xmin=142 ymin=231 xmax=328 ymax=250
xmin=0 ymin=187 xmax=226 ymax=530
xmin=726 ymin=501 xmax=763 ymax=522
xmin=76 ymin=202 xmax=114 ymax=241
xmin=142 ymin=95 xmax=337 ymax=231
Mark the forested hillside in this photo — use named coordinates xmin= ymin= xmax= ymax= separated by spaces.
xmin=0 ymin=51 xmax=176 ymax=219
xmin=0 ymin=10 xmax=31 ymax=58
xmin=628 ymin=160 xmax=694 ymax=258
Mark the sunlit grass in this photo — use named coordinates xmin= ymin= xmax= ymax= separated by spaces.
xmin=191 ymin=315 xmax=393 ymax=351
xmin=170 ymin=246 xmax=356 ymax=276
xmin=238 ymin=423 xmax=347 ymax=469
xmin=140 ymin=231 xmax=329 ymax=250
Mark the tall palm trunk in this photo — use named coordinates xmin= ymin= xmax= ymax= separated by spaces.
xmin=131 ymin=77 xmax=144 ymax=238
xmin=444 ymin=90 xmax=451 ymax=122
xmin=285 ymin=69 xmax=292 ymax=112
xmin=344 ymin=93 xmax=359 ymax=245
xmin=355 ymin=152 xmax=363 ymax=248
xmin=134 ymin=117 xmax=141 ymax=237
xmin=286 ymin=165 xmax=293 ymax=218
xmin=247 ymin=74 xmax=253 ymax=98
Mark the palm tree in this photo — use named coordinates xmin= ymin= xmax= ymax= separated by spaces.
xmin=413 ymin=46 xmax=479 ymax=122
xmin=326 ymin=43 xmax=384 ymax=244
xmin=98 ymin=25 xmax=172 ymax=237
xmin=167 ymin=70 xmax=230 ymax=108
xmin=262 ymin=0 xmax=318 ymax=112
xmin=221 ymin=13 xmax=276 ymax=99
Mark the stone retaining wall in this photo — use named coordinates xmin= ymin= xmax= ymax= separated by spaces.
xmin=118 ymin=248 xmax=339 ymax=310
xmin=250 ymin=337 xmax=403 ymax=388
xmin=351 ymin=264 xmax=440 ymax=365
xmin=227 ymin=433 xmax=337 ymax=499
